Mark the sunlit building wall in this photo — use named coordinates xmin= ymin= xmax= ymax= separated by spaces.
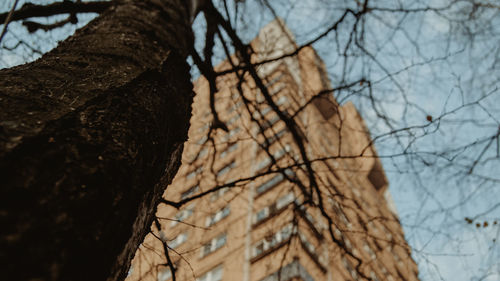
xmin=127 ymin=19 xmax=419 ymax=281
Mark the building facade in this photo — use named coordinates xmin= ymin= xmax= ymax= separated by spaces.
xmin=126 ymin=19 xmax=419 ymax=281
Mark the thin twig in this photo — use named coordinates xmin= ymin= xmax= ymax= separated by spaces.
xmin=0 ymin=0 xmax=20 ymax=45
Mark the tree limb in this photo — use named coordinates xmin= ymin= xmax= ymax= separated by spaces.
xmin=0 ymin=1 xmax=112 ymax=24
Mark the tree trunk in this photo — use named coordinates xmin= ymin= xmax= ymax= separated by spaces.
xmin=0 ymin=1 xmax=193 ymax=280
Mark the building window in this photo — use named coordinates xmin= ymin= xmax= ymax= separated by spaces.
xmin=206 ymin=206 xmax=230 ymax=227
xmin=252 ymin=223 xmax=293 ymax=258
xmin=259 ymin=260 xmax=315 ymax=281
xmin=265 ymin=128 xmax=287 ymax=145
xmin=186 ymin=167 xmax=203 ymax=180
xmin=169 ymin=232 xmax=187 ymax=249
xmin=157 ymin=267 xmax=171 ymax=281
xmin=229 ymin=127 xmax=241 ymax=137
xmin=342 ymin=257 xmax=359 ymax=281
xmin=210 ymin=187 xmax=229 ymax=201
xmin=220 ymin=142 xmax=238 ymax=158
xmin=261 ymin=115 xmax=281 ymax=131
xmin=201 ymin=233 xmax=227 ymax=257
xmin=299 ymin=232 xmax=316 ymax=256
xmin=171 ymin=204 xmax=195 ymax=227
xmin=196 ymin=135 xmax=208 ymax=145
xmin=367 ymin=221 xmax=379 ymax=234
xmin=260 ymin=106 xmax=272 ymax=116
xmin=223 ymin=127 xmax=241 ymax=141
xmin=196 ymin=265 xmax=223 ymax=281
xmin=256 ymin=169 xmax=294 ymax=195
xmin=254 ymin=192 xmax=294 ymax=224
xmin=344 ymin=237 xmax=353 ymax=251
xmin=331 ymin=200 xmax=351 ymax=228
xmin=227 ymin=100 xmax=243 ymax=114
xmin=217 ymin=161 xmax=236 ymax=177
xmin=265 ymin=73 xmax=284 ymax=88
xmin=371 ymin=271 xmax=381 ymax=281
xmin=256 ymin=145 xmax=291 ymax=171
xmin=334 ymin=227 xmax=343 ymax=240
xmin=255 ymin=208 xmax=269 ymax=223
xmin=363 ymin=242 xmax=377 ymax=259
xmin=226 ymin=114 xmax=241 ymax=126
xmin=192 ymin=147 xmax=208 ymax=161
xmin=392 ymin=250 xmax=404 ymax=267
xmin=256 ymin=174 xmax=283 ymax=195
xmin=276 ymin=192 xmax=294 ymax=209
xmin=181 ymin=185 xmax=199 ymax=200
xmin=298 ymin=205 xmax=316 ymax=226
xmin=381 ymin=266 xmax=395 ymax=281
xmin=254 ymin=97 xmax=288 ymax=119
xmin=384 ymin=227 xmax=393 ymax=241
xmin=198 ymin=123 xmax=210 ymax=133
xmin=201 ymin=111 xmax=211 ymax=119
xmin=269 ymin=83 xmax=285 ymax=96
xmin=276 ymin=95 xmax=288 ymax=106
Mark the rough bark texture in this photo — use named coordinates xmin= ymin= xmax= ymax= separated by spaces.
xmin=0 ymin=1 xmax=193 ymax=280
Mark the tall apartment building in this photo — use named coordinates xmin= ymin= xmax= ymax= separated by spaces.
xmin=127 ymin=19 xmax=419 ymax=281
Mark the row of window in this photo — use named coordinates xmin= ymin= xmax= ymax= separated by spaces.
xmin=363 ymin=242 xmax=377 ymax=260
xmin=206 ymin=206 xmax=230 ymax=227
xmin=264 ymin=128 xmax=287 ymax=146
xmin=227 ymin=100 xmax=243 ymax=114
xmin=191 ymin=120 xmax=241 ymax=153
xmin=226 ymin=114 xmax=240 ymax=126
xmin=252 ymin=223 xmax=293 ymax=258
xmin=181 ymin=180 xmax=231 ymax=202
xmin=256 ymin=73 xmax=286 ymax=102
xmin=220 ymin=142 xmax=238 ymax=158
xmin=259 ymin=260 xmax=315 ymax=281
xmin=181 ymin=184 xmax=199 ymax=200
xmin=216 ymin=161 xmax=236 ymax=178
xmin=168 ymin=232 xmax=187 ymax=249
xmin=222 ymin=126 xmax=241 ymax=142
xmin=260 ymin=114 xmax=281 ymax=131
xmin=252 ymin=229 xmax=323 ymax=268
xmin=157 ymin=267 xmax=172 ymax=281
xmin=210 ymin=187 xmax=229 ymax=201
xmin=170 ymin=204 xmax=195 ymax=227
xmin=328 ymin=197 xmax=352 ymax=229
xmin=341 ymin=257 xmax=386 ymax=281
xmin=190 ymin=147 xmax=208 ymax=162
xmin=255 ymin=169 xmax=294 ymax=196
xmin=167 ymin=205 xmax=230 ymax=250
xmin=196 ymin=135 xmax=208 ymax=145
xmin=201 ymin=233 xmax=227 ymax=257
xmin=269 ymin=83 xmax=286 ymax=96
xmin=173 ymin=187 xmax=232 ymax=229
xmin=197 ymin=264 xmax=223 ymax=281
xmin=254 ymin=192 xmax=294 ymax=224
xmin=342 ymin=257 xmax=359 ymax=280
xmin=255 ymin=145 xmax=291 ymax=172
xmin=186 ymin=155 xmax=237 ymax=183
xmin=299 ymin=232 xmax=316 ymax=255
xmin=266 ymin=73 xmax=285 ymax=88
xmin=333 ymin=227 xmax=354 ymax=252
xmin=252 ymin=95 xmax=288 ymax=119
xmin=186 ymin=166 xmax=203 ymax=180
xmin=191 ymin=140 xmax=237 ymax=162
xmin=298 ymin=231 xmax=325 ymax=266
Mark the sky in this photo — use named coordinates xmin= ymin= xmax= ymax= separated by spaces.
xmin=1 ymin=0 xmax=499 ymax=280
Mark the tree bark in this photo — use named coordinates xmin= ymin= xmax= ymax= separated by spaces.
xmin=0 ymin=1 xmax=193 ymax=280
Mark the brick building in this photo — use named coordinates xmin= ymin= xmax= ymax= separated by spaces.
xmin=126 ymin=19 xmax=419 ymax=281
